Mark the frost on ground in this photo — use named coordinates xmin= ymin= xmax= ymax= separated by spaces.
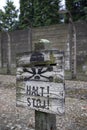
xmin=0 ymin=75 xmax=87 ymax=130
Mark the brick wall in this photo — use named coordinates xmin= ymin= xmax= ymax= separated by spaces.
xmin=0 ymin=21 xmax=87 ymax=75
xmin=75 ymin=21 xmax=87 ymax=65
xmin=0 ymin=29 xmax=31 ymax=67
xmin=32 ymin=24 xmax=68 ymax=50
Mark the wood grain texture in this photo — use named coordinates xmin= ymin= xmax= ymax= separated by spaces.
xmin=16 ymin=50 xmax=65 ymax=115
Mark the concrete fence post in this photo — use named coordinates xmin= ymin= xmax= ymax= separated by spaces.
xmin=7 ymin=32 xmax=11 ymax=74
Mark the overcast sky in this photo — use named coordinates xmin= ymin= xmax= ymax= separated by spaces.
xmin=0 ymin=0 xmax=65 ymax=10
xmin=0 ymin=0 xmax=20 ymax=10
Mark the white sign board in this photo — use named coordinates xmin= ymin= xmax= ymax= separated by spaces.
xmin=16 ymin=50 xmax=65 ymax=115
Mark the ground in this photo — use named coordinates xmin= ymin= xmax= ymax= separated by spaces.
xmin=0 ymin=75 xmax=87 ymax=130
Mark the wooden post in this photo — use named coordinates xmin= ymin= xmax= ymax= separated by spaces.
xmin=16 ymin=48 xmax=65 ymax=130
xmin=35 ymin=111 xmax=56 ymax=130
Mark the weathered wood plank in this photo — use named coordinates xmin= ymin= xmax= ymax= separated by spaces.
xmin=16 ymin=50 xmax=65 ymax=115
